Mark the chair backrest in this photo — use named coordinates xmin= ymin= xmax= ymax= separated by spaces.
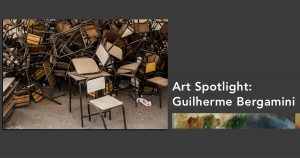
xmin=133 ymin=19 xmax=148 ymax=23
xmin=96 ymin=43 xmax=110 ymax=67
xmin=134 ymin=23 xmax=150 ymax=33
xmin=160 ymin=22 xmax=168 ymax=34
xmin=25 ymin=19 xmax=48 ymax=37
xmin=146 ymin=53 xmax=160 ymax=63
xmin=144 ymin=53 xmax=160 ymax=73
xmin=145 ymin=62 xmax=156 ymax=73
xmin=160 ymin=22 xmax=168 ymax=41
xmin=27 ymin=33 xmax=42 ymax=45
xmin=82 ymin=25 xmax=99 ymax=38
xmin=106 ymin=42 xmax=123 ymax=60
xmin=104 ymin=30 xmax=121 ymax=43
xmin=87 ymin=77 xmax=106 ymax=94
xmin=71 ymin=58 xmax=100 ymax=74
xmin=133 ymin=19 xmax=150 ymax=33
xmin=121 ymin=27 xmax=133 ymax=38
xmin=118 ymin=23 xmax=133 ymax=38
xmin=56 ymin=22 xmax=71 ymax=33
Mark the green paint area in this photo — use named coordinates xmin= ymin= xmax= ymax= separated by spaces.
xmin=225 ymin=114 xmax=247 ymax=129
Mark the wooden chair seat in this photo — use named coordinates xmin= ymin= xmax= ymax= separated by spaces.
xmin=90 ymin=95 xmax=123 ymax=111
xmin=147 ymin=77 xmax=168 ymax=87
xmin=68 ymin=71 xmax=111 ymax=81
xmin=72 ymin=58 xmax=100 ymax=75
xmin=117 ymin=62 xmax=140 ymax=75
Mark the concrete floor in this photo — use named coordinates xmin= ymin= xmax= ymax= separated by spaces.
xmin=5 ymin=87 xmax=168 ymax=129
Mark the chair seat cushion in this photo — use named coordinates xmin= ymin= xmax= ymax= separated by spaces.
xmin=90 ymin=95 xmax=123 ymax=110
xmin=147 ymin=77 xmax=168 ymax=87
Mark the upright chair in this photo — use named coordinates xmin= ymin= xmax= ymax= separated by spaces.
xmin=139 ymin=53 xmax=168 ymax=108
xmin=114 ymin=59 xmax=141 ymax=107
xmin=106 ymin=41 xmax=142 ymax=107
xmin=86 ymin=77 xmax=127 ymax=129
xmin=146 ymin=76 xmax=168 ymax=108
xmin=68 ymin=42 xmax=112 ymax=127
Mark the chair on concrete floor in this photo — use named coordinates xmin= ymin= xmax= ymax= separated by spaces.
xmin=106 ymin=41 xmax=142 ymax=107
xmin=86 ymin=77 xmax=127 ymax=129
xmin=68 ymin=42 xmax=113 ymax=127
xmin=138 ymin=52 xmax=168 ymax=108
xmin=114 ymin=59 xmax=141 ymax=107
xmin=146 ymin=76 xmax=168 ymax=108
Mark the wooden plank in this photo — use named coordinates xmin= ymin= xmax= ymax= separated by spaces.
xmin=15 ymin=102 xmax=30 ymax=108
xmin=13 ymin=95 xmax=30 ymax=104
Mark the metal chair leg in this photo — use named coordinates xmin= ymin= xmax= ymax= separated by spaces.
xmin=87 ymin=104 xmax=91 ymax=122
xmin=114 ymin=76 xmax=120 ymax=96
xmin=140 ymin=80 xmax=146 ymax=97
xmin=113 ymin=75 xmax=117 ymax=94
xmin=151 ymin=87 xmax=155 ymax=95
xmin=158 ymin=86 xmax=162 ymax=109
xmin=69 ymin=76 xmax=72 ymax=112
xmin=122 ymin=105 xmax=127 ymax=129
xmin=109 ymin=109 xmax=112 ymax=120
xmin=99 ymin=112 xmax=107 ymax=130
xmin=134 ymin=77 xmax=137 ymax=107
xmin=79 ymin=82 xmax=84 ymax=127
